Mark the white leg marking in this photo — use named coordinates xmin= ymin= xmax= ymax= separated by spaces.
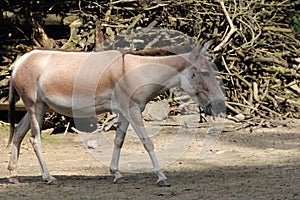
xmin=128 ymin=107 xmax=170 ymax=186
xmin=28 ymin=105 xmax=57 ymax=184
xmin=8 ymin=113 xmax=31 ymax=183
xmin=110 ymin=114 xmax=129 ymax=183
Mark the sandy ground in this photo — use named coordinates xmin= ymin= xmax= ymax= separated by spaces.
xmin=0 ymin=115 xmax=299 ymax=200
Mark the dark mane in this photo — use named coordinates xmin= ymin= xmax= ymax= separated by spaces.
xmin=128 ymin=45 xmax=193 ymax=57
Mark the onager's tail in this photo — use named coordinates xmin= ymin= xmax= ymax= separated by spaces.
xmin=7 ymin=79 xmax=17 ymax=147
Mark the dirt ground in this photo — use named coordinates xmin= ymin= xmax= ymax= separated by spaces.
xmin=0 ymin=115 xmax=299 ymax=200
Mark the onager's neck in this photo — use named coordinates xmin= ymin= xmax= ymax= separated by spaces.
xmin=123 ymin=53 xmax=190 ymax=73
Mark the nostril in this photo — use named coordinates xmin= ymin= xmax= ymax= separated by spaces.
xmin=205 ymin=103 xmax=212 ymax=115
xmin=203 ymin=98 xmax=226 ymax=116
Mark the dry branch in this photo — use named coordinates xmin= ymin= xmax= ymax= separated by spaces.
xmin=213 ymin=0 xmax=236 ymax=51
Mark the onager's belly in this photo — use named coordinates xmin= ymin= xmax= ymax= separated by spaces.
xmin=40 ymin=90 xmax=114 ymax=118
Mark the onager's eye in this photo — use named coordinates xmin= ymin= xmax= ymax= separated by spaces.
xmin=200 ymin=71 xmax=210 ymax=78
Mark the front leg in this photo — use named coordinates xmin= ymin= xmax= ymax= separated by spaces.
xmin=129 ymin=107 xmax=171 ymax=187
xmin=110 ymin=114 xmax=129 ymax=183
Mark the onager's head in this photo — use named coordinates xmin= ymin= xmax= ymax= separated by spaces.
xmin=181 ymin=42 xmax=226 ymax=116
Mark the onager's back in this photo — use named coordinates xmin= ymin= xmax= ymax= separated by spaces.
xmin=12 ymin=50 xmax=123 ymax=116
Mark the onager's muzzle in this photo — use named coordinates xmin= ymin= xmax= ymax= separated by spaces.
xmin=204 ymin=97 xmax=226 ymax=116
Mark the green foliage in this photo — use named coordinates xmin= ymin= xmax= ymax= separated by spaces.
xmin=292 ymin=16 xmax=300 ymax=32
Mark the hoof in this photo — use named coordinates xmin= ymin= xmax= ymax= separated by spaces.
xmin=113 ymin=177 xmax=128 ymax=184
xmin=8 ymin=176 xmax=20 ymax=184
xmin=44 ymin=176 xmax=58 ymax=185
xmin=157 ymin=179 xmax=171 ymax=187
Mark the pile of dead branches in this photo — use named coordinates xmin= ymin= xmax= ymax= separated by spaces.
xmin=89 ymin=0 xmax=300 ymax=119
xmin=0 ymin=0 xmax=299 ymax=129
xmin=216 ymin=1 xmax=300 ymax=119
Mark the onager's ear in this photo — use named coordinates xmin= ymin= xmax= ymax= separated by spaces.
xmin=200 ymin=40 xmax=214 ymax=55
xmin=189 ymin=40 xmax=214 ymax=61
xmin=189 ymin=44 xmax=202 ymax=61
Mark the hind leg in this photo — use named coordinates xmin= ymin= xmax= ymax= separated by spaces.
xmin=7 ymin=112 xmax=31 ymax=183
xmin=110 ymin=114 xmax=129 ymax=183
xmin=28 ymin=104 xmax=57 ymax=184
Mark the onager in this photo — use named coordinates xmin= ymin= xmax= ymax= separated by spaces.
xmin=7 ymin=43 xmax=225 ymax=186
